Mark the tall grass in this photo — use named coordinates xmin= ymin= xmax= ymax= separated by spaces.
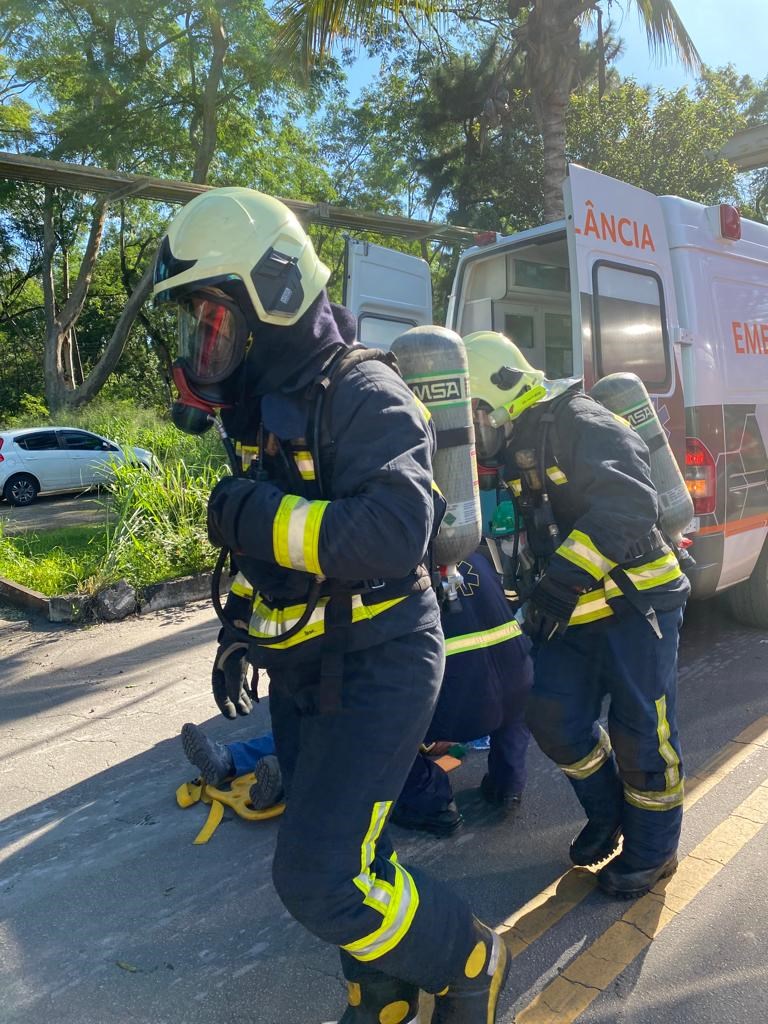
xmin=0 ymin=402 xmax=231 ymax=595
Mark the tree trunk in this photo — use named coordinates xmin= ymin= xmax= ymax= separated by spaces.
xmin=192 ymin=6 xmax=228 ymax=185
xmin=524 ymin=0 xmax=584 ymax=222
xmin=58 ymin=261 xmax=155 ymax=409
xmin=43 ymin=198 xmax=106 ymax=411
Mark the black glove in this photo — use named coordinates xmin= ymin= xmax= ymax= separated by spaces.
xmin=211 ymin=641 xmax=253 ymax=719
xmin=523 ymin=574 xmax=581 ymax=643
xmin=208 ymin=475 xmax=266 ymax=550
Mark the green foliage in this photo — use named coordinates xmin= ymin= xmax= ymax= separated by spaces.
xmin=0 ymin=524 xmax=106 ymax=595
xmin=567 ymin=70 xmax=749 ymax=204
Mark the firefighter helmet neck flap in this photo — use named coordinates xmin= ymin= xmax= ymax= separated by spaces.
xmin=464 ymin=331 xmax=546 ymax=462
xmin=153 ymin=187 xmax=331 ymax=429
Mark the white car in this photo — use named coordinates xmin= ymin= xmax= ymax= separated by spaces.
xmin=0 ymin=427 xmax=155 ymax=506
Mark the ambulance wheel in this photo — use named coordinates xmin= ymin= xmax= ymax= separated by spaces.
xmin=726 ymin=537 xmax=768 ymax=628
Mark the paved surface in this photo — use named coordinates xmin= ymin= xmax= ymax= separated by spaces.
xmin=1 ymin=598 xmax=768 ymax=1024
xmin=0 ymin=493 xmax=108 ymax=535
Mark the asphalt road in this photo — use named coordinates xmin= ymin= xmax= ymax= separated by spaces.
xmin=1 ymin=598 xmax=767 ymax=1024
xmin=0 ymin=493 xmax=109 ymax=535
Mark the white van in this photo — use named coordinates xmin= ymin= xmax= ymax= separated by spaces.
xmin=345 ymin=164 xmax=768 ymax=626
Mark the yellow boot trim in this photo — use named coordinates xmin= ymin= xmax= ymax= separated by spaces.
xmin=464 ymin=940 xmax=487 ymax=979
xmin=379 ymin=1000 xmax=412 ymax=1024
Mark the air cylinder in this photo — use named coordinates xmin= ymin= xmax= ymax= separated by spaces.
xmin=590 ymin=372 xmax=693 ymax=542
xmin=391 ymin=326 xmax=482 ymax=565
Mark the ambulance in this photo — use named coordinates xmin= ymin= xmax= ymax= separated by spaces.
xmin=345 ymin=164 xmax=768 ymax=626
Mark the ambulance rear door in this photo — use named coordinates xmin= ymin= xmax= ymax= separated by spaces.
xmin=343 ymin=238 xmax=433 ymax=350
xmin=564 ymin=164 xmax=686 ymax=472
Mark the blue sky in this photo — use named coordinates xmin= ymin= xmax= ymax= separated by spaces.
xmin=346 ymin=0 xmax=766 ymax=99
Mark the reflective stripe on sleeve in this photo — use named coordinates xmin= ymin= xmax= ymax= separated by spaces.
xmin=444 ymin=620 xmax=522 ymax=656
xmin=559 ymin=725 xmax=612 ymax=780
xmin=556 ymin=529 xmax=617 ymax=581
xmin=507 ymin=478 xmax=522 ymax=497
xmin=272 ymin=494 xmax=329 ymax=575
xmin=230 ymin=572 xmax=253 ymax=599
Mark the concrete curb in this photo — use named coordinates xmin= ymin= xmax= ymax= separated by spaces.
xmin=0 ymin=571 xmax=217 ymax=625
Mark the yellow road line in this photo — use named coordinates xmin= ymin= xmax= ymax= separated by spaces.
xmin=496 ymin=715 xmax=768 ymax=958
xmin=514 ymin=764 xmax=768 ymax=1023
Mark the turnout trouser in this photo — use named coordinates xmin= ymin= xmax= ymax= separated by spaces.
xmin=526 ymin=606 xmax=685 ymax=867
xmin=268 ymin=626 xmax=476 ymax=993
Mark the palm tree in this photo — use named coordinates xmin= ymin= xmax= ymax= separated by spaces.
xmin=276 ymin=0 xmax=701 ymax=220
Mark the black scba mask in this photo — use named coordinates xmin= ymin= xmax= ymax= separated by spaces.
xmin=168 ymin=285 xmax=253 ymax=434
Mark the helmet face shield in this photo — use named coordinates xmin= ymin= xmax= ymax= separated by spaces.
xmin=473 ymin=400 xmax=504 ymax=463
xmin=176 ymin=289 xmax=249 ymax=386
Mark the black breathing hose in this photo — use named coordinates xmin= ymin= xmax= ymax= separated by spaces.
xmin=208 ymin=415 xmax=325 ymax=647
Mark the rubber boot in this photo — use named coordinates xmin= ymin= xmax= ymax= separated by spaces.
xmin=325 ymin=976 xmax=420 ymax=1024
xmin=432 ymin=919 xmax=510 ymax=1023
xmin=598 ymin=852 xmax=678 ymax=899
xmin=569 ymin=820 xmax=622 ymax=867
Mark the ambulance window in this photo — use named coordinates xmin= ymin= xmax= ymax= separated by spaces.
xmin=593 ymin=262 xmax=670 ymax=392
xmin=514 ymin=259 xmax=569 ymax=293
xmin=504 ymin=313 xmax=535 ymax=349
xmin=358 ymin=314 xmax=416 ymax=350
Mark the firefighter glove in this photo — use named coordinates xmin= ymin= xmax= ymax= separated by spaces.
xmin=211 ymin=640 xmax=253 ymax=719
xmin=207 ymin=476 xmax=254 ymax=550
xmin=523 ymin=574 xmax=580 ymax=643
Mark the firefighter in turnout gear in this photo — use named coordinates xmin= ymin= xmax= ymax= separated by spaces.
xmin=153 ymin=189 xmax=509 ymax=1022
xmin=465 ymin=330 xmax=689 ymax=900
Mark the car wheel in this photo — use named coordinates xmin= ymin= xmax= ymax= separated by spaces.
xmin=3 ymin=474 xmax=40 ymax=507
xmin=726 ymin=536 xmax=768 ymax=628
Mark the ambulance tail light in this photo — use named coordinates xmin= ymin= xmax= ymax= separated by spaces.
xmin=719 ymin=204 xmax=741 ymax=241
xmin=0 ymin=437 xmax=4 ymax=462
xmin=685 ymin=437 xmax=716 ymax=515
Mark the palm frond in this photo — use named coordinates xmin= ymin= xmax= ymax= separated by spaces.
xmin=630 ymin=0 xmax=701 ymax=70
xmin=275 ymin=0 xmax=438 ymax=67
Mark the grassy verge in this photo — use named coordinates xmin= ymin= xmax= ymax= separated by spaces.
xmin=0 ymin=405 xmax=228 ymax=596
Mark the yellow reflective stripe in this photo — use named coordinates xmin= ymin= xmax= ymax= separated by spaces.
xmin=273 ymin=494 xmax=302 ymax=567
xmin=656 ymin=695 xmax=681 ymax=789
xmin=557 ymin=529 xmax=617 ymax=581
xmin=248 ymin=595 xmax=406 ymax=649
xmin=230 ymin=572 xmax=253 ymax=599
xmin=569 ymin=590 xmax=614 ymax=625
xmin=293 ymin=450 xmax=316 ymax=481
xmin=352 ymin=801 xmax=392 ymax=913
xmin=507 ymin=478 xmax=522 ymax=497
xmin=444 ymin=620 xmax=522 ymax=656
xmin=546 ymin=466 xmax=568 ymax=485
xmin=559 ymin=725 xmax=612 ymax=780
xmin=343 ymin=862 xmax=420 ymax=961
xmin=432 ymin=479 xmax=444 ymax=498
xmin=625 ymin=551 xmax=683 ymax=591
xmin=272 ymin=495 xmax=329 ymax=575
xmin=624 ymin=779 xmax=685 ymax=811
xmin=414 ymin=397 xmax=431 ymax=422
xmin=235 ymin=442 xmax=260 ymax=469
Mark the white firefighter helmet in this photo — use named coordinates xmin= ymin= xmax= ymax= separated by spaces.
xmin=153 ymin=186 xmax=330 ymax=327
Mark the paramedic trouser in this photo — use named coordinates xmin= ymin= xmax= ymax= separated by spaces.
xmin=268 ymin=626 xmax=477 ymax=993
xmin=526 ymin=606 xmax=685 ymax=868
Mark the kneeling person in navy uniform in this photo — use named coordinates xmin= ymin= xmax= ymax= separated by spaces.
xmin=465 ymin=331 xmax=689 ymax=900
